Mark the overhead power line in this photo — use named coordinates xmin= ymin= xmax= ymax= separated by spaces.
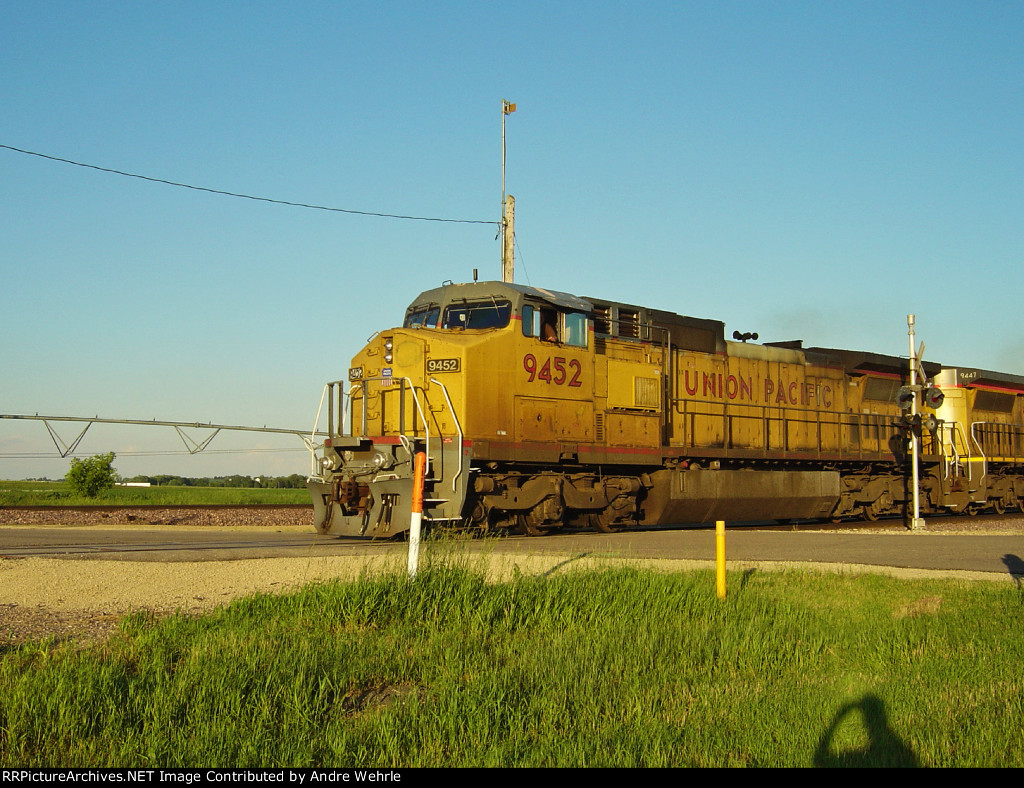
xmin=0 ymin=143 xmax=498 ymax=226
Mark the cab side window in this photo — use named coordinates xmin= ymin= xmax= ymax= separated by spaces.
xmin=522 ymin=304 xmax=588 ymax=347
xmin=522 ymin=304 xmax=538 ymax=337
xmin=563 ymin=312 xmax=588 ymax=347
xmin=522 ymin=304 xmax=555 ymax=340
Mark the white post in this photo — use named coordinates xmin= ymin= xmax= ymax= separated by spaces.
xmin=908 ymin=315 xmax=925 ymax=530
xmin=407 ymin=452 xmax=427 ymax=579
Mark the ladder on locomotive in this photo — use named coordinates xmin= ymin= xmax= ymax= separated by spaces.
xmin=936 ymin=421 xmax=986 ymax=490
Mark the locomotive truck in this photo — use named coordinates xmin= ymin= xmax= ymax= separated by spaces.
xmin=307 ymin=279 xmax=1024 ymax=536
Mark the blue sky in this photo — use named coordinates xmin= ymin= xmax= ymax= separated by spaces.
xmin=2 ymin=1 xmax=1022 ymax=479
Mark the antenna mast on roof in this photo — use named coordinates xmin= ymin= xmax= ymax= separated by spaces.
xmin=501 ymin=99 xmax=516 ymax=283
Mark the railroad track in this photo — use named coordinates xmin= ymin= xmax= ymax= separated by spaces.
xmin=2 ymin=502 xmax=1021 ymax=534
xmin=0 ymin=503 xmax=313 ymax=528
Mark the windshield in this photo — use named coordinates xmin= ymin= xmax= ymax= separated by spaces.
xmin=403 ymin=304 xmax=440 ymax=328
xmin=442 ymin=300 xmax=512 ymax=330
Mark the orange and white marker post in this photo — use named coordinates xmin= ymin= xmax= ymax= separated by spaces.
xmin=407 ymin=451 xmax=427 ymax=579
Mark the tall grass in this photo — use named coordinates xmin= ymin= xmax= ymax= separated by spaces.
xmin=1 ymin=558 xmax=1021 ymax=767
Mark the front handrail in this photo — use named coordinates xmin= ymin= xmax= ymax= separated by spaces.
xmin=430 ymin=376 xmax=464 ymax=492
xmin=310 ymin=384 xmax=330 ymax=476
xmin=323 ymin=376 xmax=435 ymax=480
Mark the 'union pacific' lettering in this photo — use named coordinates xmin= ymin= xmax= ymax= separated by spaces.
xmin=682 ymin=369 xmax=832 ymax=408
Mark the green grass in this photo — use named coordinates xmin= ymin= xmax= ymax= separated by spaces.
xmin=0 ymin=480 xmax=310 ymax=506
xmin=1 ymin=558 xmax=1021 ymax=767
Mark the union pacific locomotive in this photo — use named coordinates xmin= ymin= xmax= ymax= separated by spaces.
xmin=308 ymin=279 xmax=1024 ymax=536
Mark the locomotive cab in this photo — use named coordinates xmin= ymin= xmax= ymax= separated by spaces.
xmin=308 ymin=280 xmax=598 ymax=537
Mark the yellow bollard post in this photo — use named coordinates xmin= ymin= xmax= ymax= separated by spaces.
xmin=716 ymin=519 xmax=726 ymax=599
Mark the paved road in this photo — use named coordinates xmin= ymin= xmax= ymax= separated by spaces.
xmin=2 ymin=524 xmax=1022 ymax=580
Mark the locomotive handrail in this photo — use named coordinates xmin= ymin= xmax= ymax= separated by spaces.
xmin=311 ymin=383 xmax=330 ymax=476
xmin=938 ymin=422 xmax=961 ymax=480
xmin=667 ymin=396 xmax=905 ymax=461
xmin=321 ymin=380 xmax=358 ymax=438
xmin=329 ymin=375 xmax=439 ymax=481
xmin=970 ymin=420 xmax=1024 ymax=463
xmin=320 ymin=374 xmax=461 ymax=510
xmin=937 ymin=421 xmax=978 ymax=483
xmin=969 ymin=422 xmax=990 ymax=480
xmin=429 ymin=376 xmax=464 ymax=493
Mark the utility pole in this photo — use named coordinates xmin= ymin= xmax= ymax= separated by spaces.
xmin=502 ymin=194 xmax=515 ymax=283
xmin=501 ymin=99 xmax=516 ymax=283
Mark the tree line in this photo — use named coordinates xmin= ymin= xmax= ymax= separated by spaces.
xmin=65 ymin=452 xmax=307 ymax=497
xmin=123 ymin=473 xmax=307 ymax=489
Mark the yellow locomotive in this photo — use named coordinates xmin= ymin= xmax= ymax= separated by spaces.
xmin=308 ymin=279 xmax=1024 ymax=536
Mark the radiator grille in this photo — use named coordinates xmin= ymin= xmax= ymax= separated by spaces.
xmin=635 ymin=377 xmax=661 ymax=409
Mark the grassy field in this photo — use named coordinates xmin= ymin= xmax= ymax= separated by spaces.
xmin=0 ymin=480 xmax=310 ymax=506
xmin=1 ymin=556 xmax=1021 ymax=767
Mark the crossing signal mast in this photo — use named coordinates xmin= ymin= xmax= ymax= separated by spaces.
xmin=897 ymin=315 xmax=945 ymax=530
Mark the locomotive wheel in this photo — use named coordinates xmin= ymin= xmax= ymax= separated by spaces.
xmin=993 ymin=498 xmax=1006 ymax=515
xmin=965 ymin=504 xmax=980 ymax=516
xmin=590 ymin=513 xmax=621 ymax=534
xmin=861 ymin=503 xmax=879 ymax=522
xmin=516 ymin=514 xmax=546 ymax=537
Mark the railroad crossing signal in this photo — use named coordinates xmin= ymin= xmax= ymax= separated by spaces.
xmin=896 ymin=384 xmax=944 ymax=411
xmin=924 ymin=385 xmax=945 ymax=409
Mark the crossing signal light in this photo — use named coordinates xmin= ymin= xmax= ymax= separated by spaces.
xmin=896 ymin=386 xmax=915 ymax=410
xmin=924 ymin=385 xmax=945 ymax=409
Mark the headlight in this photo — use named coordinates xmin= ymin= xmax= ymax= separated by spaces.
xmin=371 ymin=452 xmax=394 ymax=471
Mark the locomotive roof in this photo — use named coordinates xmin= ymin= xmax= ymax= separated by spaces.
xmin=405 ymin=282 xmax=1024 ymax=387
xmin=408 ymin=281 xmax=592 ymax=313
xmin=805 ymin=347 xmax=942 ymax=378
xmin=936 ymin=367 xmax=1024 ymax=391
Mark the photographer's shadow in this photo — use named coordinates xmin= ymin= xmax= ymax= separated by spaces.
xmin=1002 ymin=554 xmax=1024 ymax=588
xmin=814 ymin=693 xmax=919 ymax=767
